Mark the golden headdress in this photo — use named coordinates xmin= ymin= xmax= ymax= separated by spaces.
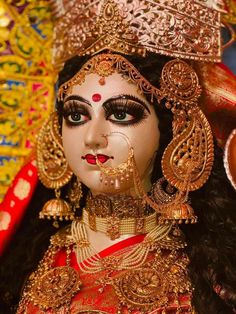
xmin=50 ymin=0 xmax=223 ymax=68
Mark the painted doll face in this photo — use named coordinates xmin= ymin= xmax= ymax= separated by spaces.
xmin=62 ymin=72 xmax=159 ymax=195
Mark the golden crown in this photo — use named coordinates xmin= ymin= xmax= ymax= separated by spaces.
xmin=50 ymin=0 xmax=223 ymax=68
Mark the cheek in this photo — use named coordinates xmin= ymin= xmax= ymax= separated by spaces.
xmin=130 ymin=118 xmax=160 ymax=175
xmin=62 ymin=124 xmax=83 ymax=173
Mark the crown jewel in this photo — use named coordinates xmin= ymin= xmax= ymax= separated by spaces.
xmin=51 ymin=0 xmax=222 ymax=67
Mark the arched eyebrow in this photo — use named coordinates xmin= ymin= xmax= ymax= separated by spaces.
xmin=64 ymin=95 xmax=91 ymax=106
xmin=103 ymin=94 xmax=151 ymax=113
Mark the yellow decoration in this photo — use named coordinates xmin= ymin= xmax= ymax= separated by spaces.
xmin=223 ymin=0 xmax=236 ymax=24
xmin=0 ymin=0 xmax=55 ymax=201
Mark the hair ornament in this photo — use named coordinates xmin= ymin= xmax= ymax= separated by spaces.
xmin=58 ymin=53 xmax=163 ymax=102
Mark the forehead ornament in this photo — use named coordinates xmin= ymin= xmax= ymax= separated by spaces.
xmin=58 ymin=53 xmax=163 ymax=102
xmin=99 ymin=77 xmax=106 ymax=86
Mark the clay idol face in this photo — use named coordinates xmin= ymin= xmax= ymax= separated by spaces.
xmin=62 ymin=72 xmax=160 ymax=195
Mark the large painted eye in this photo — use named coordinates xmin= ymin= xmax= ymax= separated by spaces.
xmin=62 ymin=101 xmax=90 ymax=127
xmin=67 ymin=112 xmax=87 ymax=123
xmin=64 ymin=111 xmax=90 ymax=126
xmin=109 ymin=111 xmax=134 ymax=122
xmin=104 ymin=99 xmax=148 ymax=126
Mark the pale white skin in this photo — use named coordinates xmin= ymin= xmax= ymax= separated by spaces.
xmin=62 ymin=72 xmax=160 ymax=251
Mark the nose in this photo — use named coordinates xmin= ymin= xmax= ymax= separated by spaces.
xmin=84 ymin=118 xmax=109 ymax=150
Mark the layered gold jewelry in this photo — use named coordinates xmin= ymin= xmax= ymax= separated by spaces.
xmin=18 ymin=223 xmax=191 ymax=313
xmin=70 ymin=193 xmax=175 ymax=271
xmin=51 ymin=0 xmax=222 ymax=68
xmin=72 ymin=219 xmax=173 ymax=273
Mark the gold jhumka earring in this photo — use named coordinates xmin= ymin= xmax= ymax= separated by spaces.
xmin=37 ymin=112 xmax=82 ymax=226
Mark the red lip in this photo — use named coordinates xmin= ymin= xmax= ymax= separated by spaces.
xmin=97 ymin=154 xmax=111 ymax=163
xmin=82 ymin=154 xmax=112 ymax=165
xmin=82 ymin=154 xmax=97 ymax=164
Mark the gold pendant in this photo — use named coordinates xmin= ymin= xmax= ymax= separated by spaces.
xmin=113 ymin=267 xmax=169 ymax=312
xmin=112 ymin=251 xmax=192 ymax=312
xmin=30 ymin=266 xmax=81 ymax=310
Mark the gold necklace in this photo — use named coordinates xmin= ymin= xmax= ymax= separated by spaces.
xmin=72 ymin=219 xmax=172 ymax=273
xmin=85 ymin=193 xmax=153 ymax=217
xmin=83 ymin=193 xmax=157 ymax=240
xmin=72 ymin=194 xmax=187 ymax=274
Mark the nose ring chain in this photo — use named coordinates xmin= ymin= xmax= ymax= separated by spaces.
xmin=95 ymin=132 xmax=135 ymax=190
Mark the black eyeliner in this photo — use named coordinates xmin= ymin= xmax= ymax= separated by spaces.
xmin=103 ymin=98 xmax=148 ymax=126
xmin=103 ymin=94 xmax=151 ymax=113
xmin=62 ymin=100 xmax=91 ymax=127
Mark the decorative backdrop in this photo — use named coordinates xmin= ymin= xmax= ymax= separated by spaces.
xmin=0 ymin=0 xmax=55 ymax=202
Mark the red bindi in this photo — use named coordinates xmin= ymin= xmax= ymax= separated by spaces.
xmin=92 ymin=93 xmax=102 ymax=102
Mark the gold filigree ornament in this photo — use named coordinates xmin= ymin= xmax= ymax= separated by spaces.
xmin=58 ymin=53 xmax=162 ymax=102
xmin=159 ymin=59 xmax=214 ymax=223
xmin=51 ymin=0 xmax=222 ymax=69
xmin=37 ymin=112 xmax=79 ymax=225
xmin=17 ymin=234 xmax=82 ymax=313
xmin=126 ymin=59 xmax=214 ymax=224
xmin=112 ymin=249 xmax=192 ymax=313
xmin=29 ymin=266 xmax=81 ymax=310
xmin=97 ymin=147 xmax=135 ymax=191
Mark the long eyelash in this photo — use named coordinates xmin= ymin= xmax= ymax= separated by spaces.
xmin=62 ymin=100 xmax=89 ymax=118
xmin=103 ymin=99 xmax=148 ymax=123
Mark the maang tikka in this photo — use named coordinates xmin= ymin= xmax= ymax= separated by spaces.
xmin=37 ymin=112 xmax=82 ymax=225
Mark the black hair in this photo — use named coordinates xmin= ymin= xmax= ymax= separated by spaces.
xmin=0 ymin=53 xmax=235 ymax=314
